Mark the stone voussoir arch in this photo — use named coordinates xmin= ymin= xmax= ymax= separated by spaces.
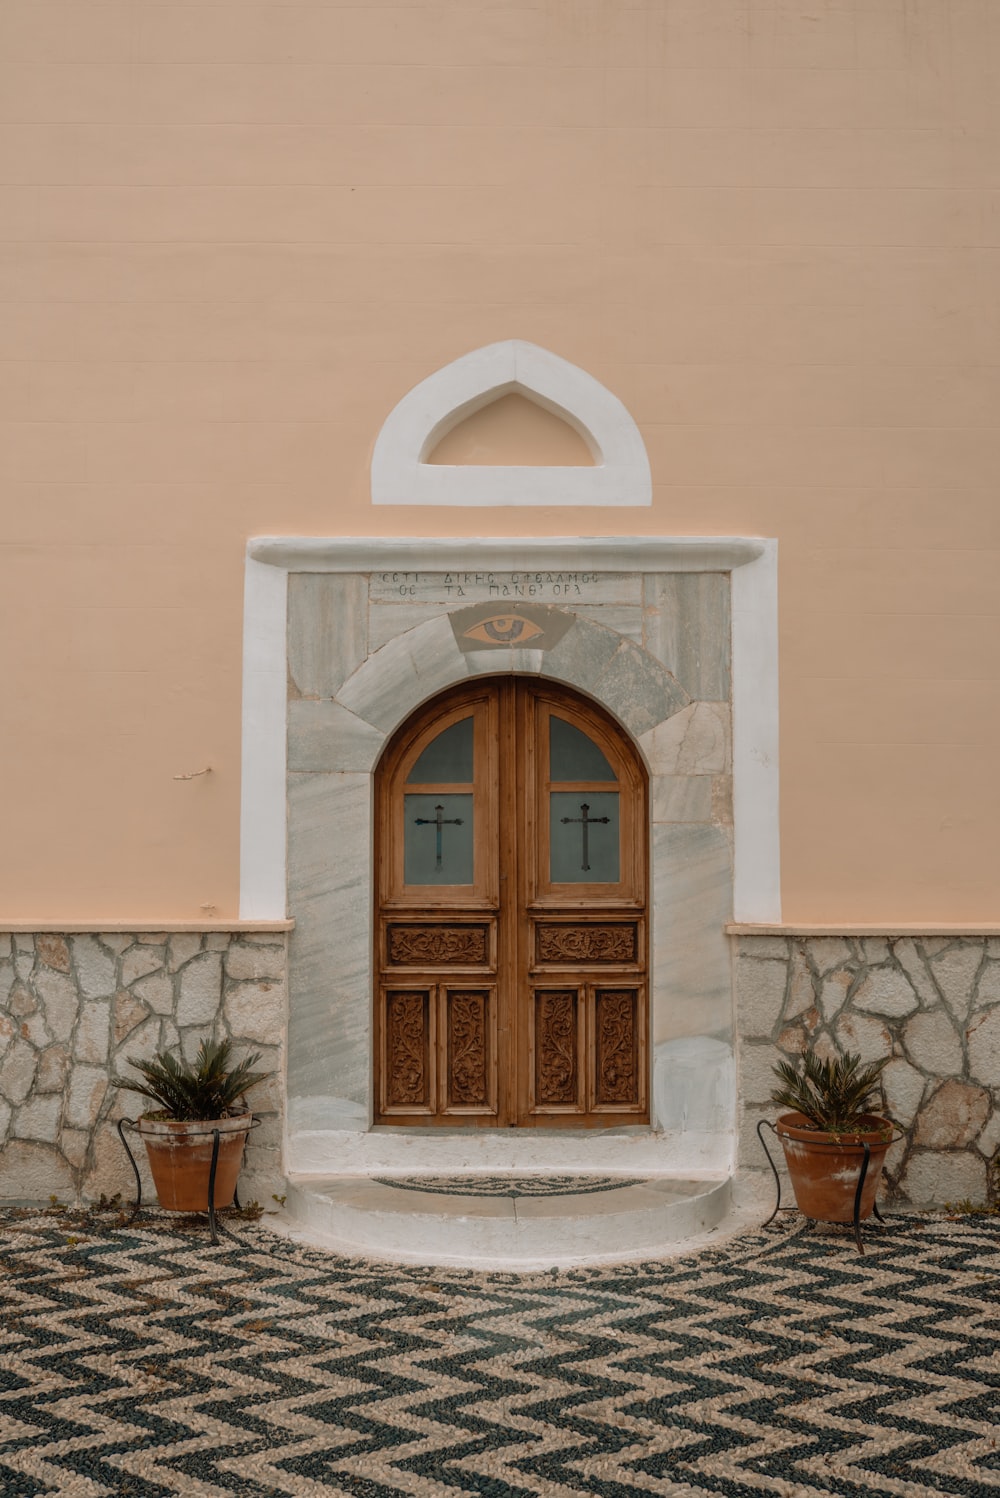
xmin=333 ymin=609 xmax=692 ymax=768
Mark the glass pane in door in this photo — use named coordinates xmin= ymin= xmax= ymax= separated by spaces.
xmin=549 ymin=716 xmax=616 ymax=781
xmin=549 ymin=791 xmax=620 ymax=883
xmin=404 ymin=794 xmax=474 ymax=884
xmin=408 ymin=717 xmax=474 ymax=783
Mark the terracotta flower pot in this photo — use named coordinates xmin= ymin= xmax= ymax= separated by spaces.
xmin=775 ymin=1111 xmax=893 ymax=1224
xmin=137 ymin=1113 xmax=252 ymax=1211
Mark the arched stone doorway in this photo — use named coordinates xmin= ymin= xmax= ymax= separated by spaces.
xmin=240 ymin=535 xmax=778 ymax=1180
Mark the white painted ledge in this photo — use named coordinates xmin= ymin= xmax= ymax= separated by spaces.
xmin=0 ymin=921 xmax=294 ymax=933
xmin=248 ymin=536 xmax=765 ymax=573
xmin=729 ymin=924 xmax=1000 ymax=937
xmin=370 ymin=341 xmax=652 ymax=507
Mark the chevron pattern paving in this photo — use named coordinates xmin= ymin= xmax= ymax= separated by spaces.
xmin=0 ymin=1205 xmax=997 ymax=1497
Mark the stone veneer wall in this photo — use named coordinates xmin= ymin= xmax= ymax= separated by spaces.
xmin=0 ymin=931 xmax=287 ymax=1207
xmin=737 ymin=934 xmax=1000 ymax=1206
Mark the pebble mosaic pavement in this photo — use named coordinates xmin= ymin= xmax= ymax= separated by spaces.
xmin=0 ymin=1204 xmax=997 ymax=1498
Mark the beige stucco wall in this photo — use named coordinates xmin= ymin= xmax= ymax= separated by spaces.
xmin=2 ymin=0 xmax=998 ymax=922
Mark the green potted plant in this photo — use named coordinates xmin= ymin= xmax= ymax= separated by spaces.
xmin=120 ymin=1039 xmax=270 ymax=1212
xmin=769 ymin=1048 xmax=896 ymax=1233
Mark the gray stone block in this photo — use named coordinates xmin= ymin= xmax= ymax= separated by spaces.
xmin=74 ymin=1001 xmax=111 ymax=1065
xmin=288 ymin=699 xmax=385 ymax=773
xmin=914 ymin=1080 xmax=990 ymax=1149
xmin=568 ymin=604 xmax=643 ymax=642
xmin=225 ymin=945 xmax=286 ymax=983
xmin=974 ymin=962 xmax=1000 ymax=1010
xmin=640 ymin=701 xmax=730 ymax=776
xmin=737 ymin=937 xmax=790 ymax=961
xmin=33 ymin=968 xmax=79 ymax=1043
xmin=36 ymin=935 xmax=70 ymax=972
xmin=288 ymin=573 xmax=367 ymax=699
xmin=287 ymin=772 xmax=371 ymax=1104
xmin=98 ymin=934 xmax=131 ymax=955
xmin=834 ymin=1010 xmax=892 ymax=1064
xmin=853 ymin=968 xmax=919 ymax=1018
xmin=0 ymin=1039 xmax=37 ymax=1106
xmin=931 ymin=943 xmax=985 ymax=1020
xmin=538 ymin=616 xmax=620 ymax=695
xmin=652 ymin=775 xmax=713 ymax=824
xmin=13 ymin=1094 xmax=61 ymax=1144
xmin=176 ymin=953 xmax=223 ymax=1027
xmin=66 ymin=1067 xmax=108 ymax=1130
xmin=901 ymin=1149 xmax=987 ymax=1208
xmin=132 ymin=972 xmax=174 ymax=1015
xmin=226 ymin=981 xmax=285 ymax=1046
xmin=368 ymin=601 xmax=448 ymax=653
xmin=113 ymin=993 xmax=149 ymax=1046
xmin=0 ymin=1140 xmax=75 ymax=1202
xmin=167 ymin=934 xmax=204 ymax=971
xmin=121 ymin=946 xmax=165 ymax=987
xmin=739 ymin=1043 xmax=781 ymax=1108
xmin=336 ymin=617 xmax=464 ymax=734
xmin=651 ymin=823 xmax=733 ymax=1044
xmin=71 ymin=936 xmax=116 ymax=1000
xmin=892 ymin=937 xmax=940 ymax=1007
xmin=595 ymin=639 xmax=689 ymax=738
xmin=882 ymin=1057 xmax=925 ymax=1127
xmin=818 ymin=971 xmax=851 ymax=1022
xmin=642 ymin=572 xmax=731 ymax=702
xmin=903 ymin=1009 xmax=964 ymax=1077
xmin=967 ymin=1005 xmax=1000 ymax=1088
xmin=35 ymin=1045 xmax=69 ymax=1094
xmin=738 ymin=960 xmax=788 ymax=1039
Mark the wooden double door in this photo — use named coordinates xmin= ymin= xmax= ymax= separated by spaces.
xmin=374 ymin=678 xmax=648 ymax=1128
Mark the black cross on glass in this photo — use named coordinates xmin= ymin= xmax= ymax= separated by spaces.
xmin=560 ymin=802 xmax=610 ymax=872
xmin=414 ymin=803 xmax=464 ymax=871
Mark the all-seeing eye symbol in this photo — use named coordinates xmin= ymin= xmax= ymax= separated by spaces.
xmin=462 ymin=614 xmax=545 ymax=646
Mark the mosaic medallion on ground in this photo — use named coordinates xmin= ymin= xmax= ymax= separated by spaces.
xmin=371 ymin=1174 xmax=646 ymax=1197
xmin=0 ymin=1205 xmax=998 ymax=1497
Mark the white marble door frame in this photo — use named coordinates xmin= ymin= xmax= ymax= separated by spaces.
xmin=240 ymin=537 xmax=779 ymax=1174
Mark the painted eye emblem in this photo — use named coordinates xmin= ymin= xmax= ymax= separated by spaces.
xmin=462 ymin=614 xmax=545 ymax=645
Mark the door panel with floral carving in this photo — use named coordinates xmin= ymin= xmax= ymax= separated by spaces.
xmin=374 ymin=680 xmax=647 ymax=1127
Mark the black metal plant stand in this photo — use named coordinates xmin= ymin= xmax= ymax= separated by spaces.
xmin=116 ymin=1116 xmax=259 ymax=1246
xmin=756 ymin=1118 xmax=888 ymax=1254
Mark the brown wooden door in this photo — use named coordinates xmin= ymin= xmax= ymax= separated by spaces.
xmin=374 ymin=678 xmax=648 ymax=1128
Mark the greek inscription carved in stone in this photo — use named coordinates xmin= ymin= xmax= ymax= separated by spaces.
xmin=448 ymin=991 xmax=489 ymax=1105
xmin=536 ymin=924 xmax=637 ymax=964
xmin=385 ymin=991 xmax=429 ymax=1107
xmin=370 ymin=571 xmax=616 ymax=604
xmin=388 ymin=924 xmax=488 ymax=966
xmin=594 ymin=990 xmax=637 ymax=1105
xmin=535 ymin=991 xmax=578 ymax=1105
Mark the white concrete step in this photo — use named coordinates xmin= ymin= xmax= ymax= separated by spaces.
xmin=274 ymin=1173 xmax=734 ymax=1269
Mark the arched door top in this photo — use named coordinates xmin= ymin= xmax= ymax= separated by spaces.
xmin=336 ymin=608 xmax=691 ymax=761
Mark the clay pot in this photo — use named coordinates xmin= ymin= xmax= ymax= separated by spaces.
xmin=137 ymin=1113 xmax=252 ymax=1211
xmin=775 ymin=1111 xmax=893 ymax=1223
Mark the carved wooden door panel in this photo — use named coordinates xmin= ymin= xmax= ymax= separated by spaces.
xmin=374 ymin=679 xmax=647 ymax=1128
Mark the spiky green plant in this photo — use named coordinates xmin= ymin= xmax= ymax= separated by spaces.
xmin=120 ymin=1038 xmax=270 ymax=1121
xmin=770 ymin=1048 xmax=889 ymax=1132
